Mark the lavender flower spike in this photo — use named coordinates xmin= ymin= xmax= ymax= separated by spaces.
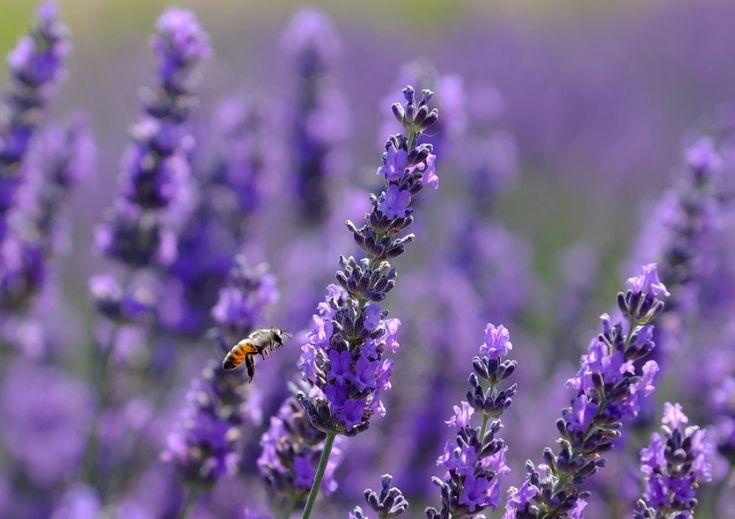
xmin=297 ymin=85 xmax=438 ymax=435
xmin=350 ymin=474 xmax=409 ymax=519
xmin=426 ymin=322 xmax=516 ymax=518
xmin=503 ymin=263 xmax=669 ymax=518
xmin=0 ymin=1 xmax=69 ymax=205
xmin=634 ymin=402 xmax=713 ymax=518
xmin=296 ymin=85 xmax=438 ymax=518
xmin=163 ymin=257 xmax=276 ymax=491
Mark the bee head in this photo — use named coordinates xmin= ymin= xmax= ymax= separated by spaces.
xmin=272 ymin=328 xmax=292 ymax=345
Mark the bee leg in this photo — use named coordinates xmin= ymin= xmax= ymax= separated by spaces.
xmin=245 ymin=355 xmax=255 ymax=383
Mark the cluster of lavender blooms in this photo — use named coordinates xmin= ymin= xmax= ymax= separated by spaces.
xmin=427 ymin=323 xmax=516 ymax=517
xmin=5 ymin=3 xmax=735 ymax=519
xmin=503 ymin=265 xmax=669 ymax=517
xmin=0 ymin=2 xmax=69 ymax=315
xmin=83 ymin=6 xmax=211 ymax=498
xmin=163 ymin=256 xmax=276 ymax=491
xmin=634 ymin=402 xmax=713 ymax=518
xmin=350 ymin=474 xmax=409 ymax=519
xmin=296 ymin=85 xmax=438 ymax=436
xmin=94 ymin=7 xmax=210 ymax=318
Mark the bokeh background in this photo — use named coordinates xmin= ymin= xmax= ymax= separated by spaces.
xmin=2 ymin=0 xmax=735 ymax=517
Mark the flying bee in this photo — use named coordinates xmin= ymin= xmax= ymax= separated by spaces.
xmin=222 ymin=327 xmax=291 ymax=382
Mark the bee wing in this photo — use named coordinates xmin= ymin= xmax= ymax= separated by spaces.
xmin=222 ymin=341 xmax=256 ymax=370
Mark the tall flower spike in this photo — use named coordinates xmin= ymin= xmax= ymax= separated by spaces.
xmin=634 ymin=402 xmax=713 ymax=518
xmin=282 ymin=7 xmax=348 ymax=224
xmin=97 ymin=7 xmax=209 ymax=267
xmin=297 ymin=85 xmax=438 ymax=436
xmin=0 ymin=116 xmax=94 ymax=342
xmin=503 ymin=263 xmax=669 ymax=518
xmin=0 ymin=3 xmax=70 ymax=314
xmin=426 ymin=323 xmax=516 ymax=518
xmin=296 ymin=85 xmax=438 ymax=518
xmin=162 ymin=256 xmax=276 ymax=490
xmin=0 ymin=1 xmax=69 ymax=214
xmin=350 ymin=474 xmax=409 ymax=519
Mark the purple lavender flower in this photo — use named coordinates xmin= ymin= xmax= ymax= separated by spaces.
xmin=97 ymin=7 xmax=209 ymax=270
xmin=380 ymin=60 xmax=464 ymax=158
xmin=151 ymin=7 xmax=211 ymax=90
xmin=257 ymin=391 xmax=343 ymax=514
xmin=350 ymin=474 xmax=409 ymax=518
xmin=163 ymin=256 xmax=276 ymax=489
xmin=0 ymin=3 xmax=70 ymax=314
xmin=282 ymin=7 xmax=349 ymax=223
xmin=503 ymin=264 xmax=669 ymax=518
xmin=294 ymin=85 xmax=437 ymax=518
xmin=426 ymin=322 xmax=516 ymax=518
xmin=0 ymin=115 xmax=94 ymax=315
xmin=297 ymin=85 xmax=438 ymax=436
xmin=0 ymin=1 xmax=69 ymax=193
xmin=634 ymin=402 xmax=713 ymax=518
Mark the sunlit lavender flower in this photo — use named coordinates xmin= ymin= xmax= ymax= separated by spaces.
xmin=0 ymin=1 xmax=69 ymax=213
xmin=380 ymin=60 xmax=465 ymax=158
xmin=503 ymin=264 xmax=669 ymax=518
xmin=0 ymin=116 xmax=94 ymax=316
xmin=282 ymin=7 xmax=349 ymax=223
xmin=426 ymin=323 xmax=516 ymax=518
xmin=634 ymin=402 xmax=713 ymax=518
xmin=97 ymin=7 xmax=209 ymax=269
xmin=297 ymin=85 xmax=439 ymax=436
xmin=350 ymin=474 xmax=409 ymax=519
xmin=162 ymin=256 xmax=276 ymax=488
xmin=258 ymin=392 xmax=343 ymax=511
xmin=0 ymin=3 xmax=70 ymax=314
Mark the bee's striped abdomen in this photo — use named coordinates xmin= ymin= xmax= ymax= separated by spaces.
xmin=222 ymin=341 xmax=256 ymax=370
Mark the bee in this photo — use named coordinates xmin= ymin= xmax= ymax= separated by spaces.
xmin=222 ymin=327 xmax=291 ymax=382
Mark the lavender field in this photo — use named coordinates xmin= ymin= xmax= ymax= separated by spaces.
xmin=1 ymin=1 xmax=735 ymax=518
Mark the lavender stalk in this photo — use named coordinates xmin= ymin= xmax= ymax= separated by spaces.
xmin=426 ymin=323 xmax=516 ymax=518
xmin=0 ymin=1 xmax=68 ymax=219
xmin=296 ymin=85 xmax=439 ymax=518
xmin=85 ymin=7 xmax=209 ymax=489
xmin=0 ymin=2 xmax=69 ymax=316
xmin=634 ymin=402 xmax=713 ymax=518
xmin=503 ymin=264 xmax=669 ymax=517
